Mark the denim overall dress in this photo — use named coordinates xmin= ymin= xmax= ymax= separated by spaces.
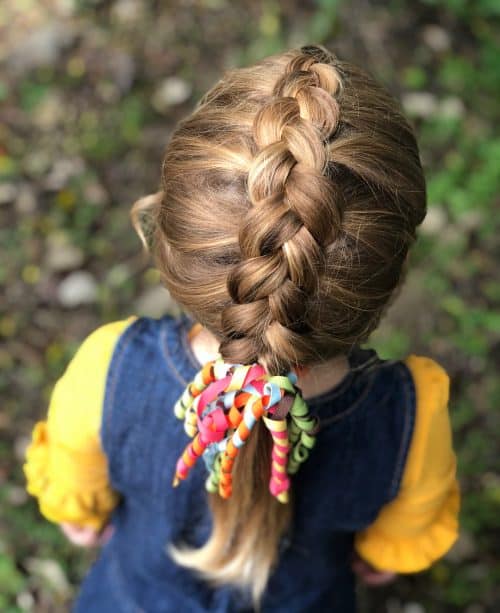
xmin=74 ymin=314 xmax=415 ymax=612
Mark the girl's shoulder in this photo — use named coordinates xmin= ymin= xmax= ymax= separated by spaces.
xmin=70 ymin=313 xmax=197 ymax=388
xmin=310 ymin=348 xmax=449 ymax=428
xmin=295 ymin=350 xmax=452 ymax=530
xmin=105 ymin=312 xmax=200 ymax=384
xmin=404 ymin=353 xmax=449 ymax=413
xmin=400 ymin=354 xmax=453 ymax=488
xmin=39 ymin=313 xmax=192 ymax=449
xmin=45 ymin=316 xmax=139 ymax=442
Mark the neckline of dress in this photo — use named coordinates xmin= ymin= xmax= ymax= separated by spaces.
xmin=171 ymin=313 xmax=378 ymax=411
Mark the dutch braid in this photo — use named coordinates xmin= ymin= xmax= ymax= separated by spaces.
xmin=220 ymin=47 xmax=344 ymax=374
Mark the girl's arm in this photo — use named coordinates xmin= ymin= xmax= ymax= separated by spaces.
xmin=23 ymin=318 xmax=137 ymax=543
xmin=354 ymin=356 xmax=460 ymax=575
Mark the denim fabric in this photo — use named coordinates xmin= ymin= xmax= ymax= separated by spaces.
xmin=74 ymin=314 xmax=416 ymax=612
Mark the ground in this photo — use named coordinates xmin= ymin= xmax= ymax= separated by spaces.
xmin=0 ymin=1 xmax=499 ymax=611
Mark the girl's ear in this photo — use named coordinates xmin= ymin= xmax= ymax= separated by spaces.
xmin=130 ymin=191 xmax=163 ymax=251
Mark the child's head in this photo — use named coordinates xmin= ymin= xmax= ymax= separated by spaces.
xmin=144 ymin=44 xmax=426 ymax=375
xmin=133 ymin=44 xmax=426 ymax=606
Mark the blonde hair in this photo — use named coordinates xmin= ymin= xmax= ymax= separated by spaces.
xmin=132 ymin=45 xmax=426 ymax=608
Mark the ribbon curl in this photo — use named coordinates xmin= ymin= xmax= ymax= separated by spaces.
xmin=172 ymin=358 xmax=318 ymax=503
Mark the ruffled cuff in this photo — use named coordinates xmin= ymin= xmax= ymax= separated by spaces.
xmin=24 ymin=421 xmax=119 ymax=531
xmin=354 ymin=480 xmax=460 ymax=574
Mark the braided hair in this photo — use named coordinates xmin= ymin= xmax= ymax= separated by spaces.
xmin=221 ymin=47 xmax=343 ymax=374
xmin=135 ymin=44 xmax=426 ymax=608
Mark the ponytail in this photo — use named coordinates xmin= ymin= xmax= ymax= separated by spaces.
xmin=168 ymin=358 xmax=317 ymax=607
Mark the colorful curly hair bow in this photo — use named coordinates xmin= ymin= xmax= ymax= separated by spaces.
xmin=172 ymin=358 xmax=318 ymax=503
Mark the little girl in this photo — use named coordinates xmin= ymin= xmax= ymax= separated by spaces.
xmin=24 ymin=45 xmax=459 ymax=612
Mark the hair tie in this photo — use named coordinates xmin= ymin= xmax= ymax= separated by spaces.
xmin=172 ymin=358 xmax=318 ymax=503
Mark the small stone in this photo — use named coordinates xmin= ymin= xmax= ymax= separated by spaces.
xmin=481 ymin=472 xmax=500 ymax=488
xmin=6 ymin=485 xmax=29 ymax=506
xmin=401 ymin=92 xmax=438 ymax=118
xmin=422 ymin=25 xmax=451 ymax=53
xmin=456 ymin=210 xmax=482 ymax=232
xmin=96 ymin=81 xmax=120 ymax=103
xmin=57 ymin=271 xmax=98 ymax=307
xmin=23 ymin=151 xmax=52 ymax=178
xmin=386 ymin=598 xmax=402 ymax=613
xmin=465 ymin=605 xmax=485 ymax=613
xmin=0 ymin=182 xmax=18 ymax=204
xmin=25 ymin=558 xmax=71 ymax=598
xmin=446 ymin=530 xmax=477 ymax=562
xmin=152 ymin=77 xmax=192 ymax=112
xmin=106 ymin=264 xmax=130 ymax=288
xmin=108 ymin=49 xmax=135 ymax=93
xmin=467 ymin=564 xmax=488 ymax=581
xmin=134 ymin=285 xmax=180 ymax=318
xmin=420 ymin=206 xmax=447 ymax=236
xmin=440 ymin=224 xmax=462 ymax=245
xmin=14 ymin=435 xmax=31 ymax=461
xmin=111 ymin=0 xmax=144 ymax=24
xmin=83 ymin=181 xmax=109 ymax=206
xmin=43 ymin=157 xmax=85 ymax=191
xmin=15 ymin=185 xmax=37 ymax=214
xmin=33 ymin=92 xmax=65 ymax=129
xmin=438 ymin=96 xmax=466 ymax=120
xmin=7 ymin=24 xmax=76 ymax=74
xmin=53 ymin=0 xmax=77 ymax=18
xmin=16 ymin=591 xmax=35 ymax=611
xmin=45 ymin=233 xmax=85 ymax=272
xmin=402 ymin=603 xmax=425 ymax=613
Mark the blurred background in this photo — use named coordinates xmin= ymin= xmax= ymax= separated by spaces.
xmin=0 ymin=0 xmax=499 ymax=611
